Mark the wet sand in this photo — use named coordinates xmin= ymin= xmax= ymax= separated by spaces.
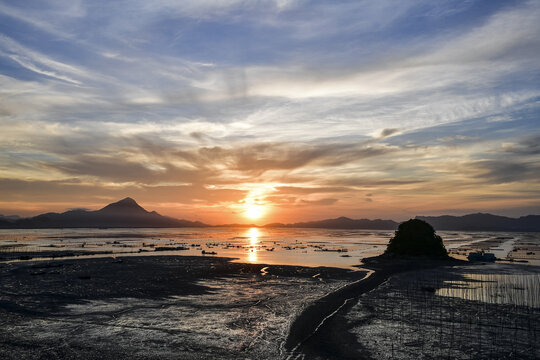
xmin=343 ymin=263 xmax=540 ymax=360
xmin=291 ymin=258 xmax=539 ymax=360
xmin=285 ymin=256 xmax=469 ymax=359
xmin=1 ymin=254 xmax=538 ymax=359
xmin=0 ymin=255 xmax=365 ymax=359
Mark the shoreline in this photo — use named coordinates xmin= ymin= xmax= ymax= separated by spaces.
xmin=2 ymin=228 xmax=538 ymax=272
xmin=1 ymin=225 xmax=539 ymax=233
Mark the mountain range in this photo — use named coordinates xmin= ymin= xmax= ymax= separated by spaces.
xmin=415 ymin=213 xmax=540 ymax=232
xmin=0 ymin=198 xmax=206 ymax=229
xmin=264 ymin=217 xmax=398 ymax=230
xmin=0 ymin=198 xmax=538 ymax=232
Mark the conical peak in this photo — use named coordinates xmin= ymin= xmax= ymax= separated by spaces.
xmin=100 ymin=197 xmax=147 ymax=213
xmin=117 ymin=197 xmax=137 ymax=205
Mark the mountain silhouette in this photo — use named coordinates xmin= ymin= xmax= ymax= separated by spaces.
xmin=0 ymin=214 xmax=21 ymax=222
xmin=0 ymin=218 xmax=13 ymax=227
xmin=264 ymin=216 xmax=398 ymax=230
xmin=100 ymin=197 xmax=148 ymax=214
xmin=5 ymin=198 xmax=207 ymax=229
xmin=416 ymin=213 xmax=540 ymax=232
xmin=0 ymin=200 xmax=538 ymax=231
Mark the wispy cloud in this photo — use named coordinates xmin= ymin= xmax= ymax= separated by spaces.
xmin=0 ymin=0 xmax=539 ymax=220
xmin=0 ymin=35 xmax=92 ymax=84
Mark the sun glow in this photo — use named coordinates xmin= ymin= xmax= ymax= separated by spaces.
xmin=245 ymin=204 xmax=265 ymax=220
xmin=240 ymin=184 xmax=276 ymax=221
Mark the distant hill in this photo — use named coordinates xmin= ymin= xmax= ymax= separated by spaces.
xmin=264 ymin=216 xmax=398 ymax=230
xmin=0 ymin=214 xmax=20 ymax=222
xmin=1 ymin=200 xmax=538 ymax=231
xmin=416 ymin=213 xmax=540 ymax=232
xmin=0 ymin=218 xmax=13 ymax=227
xmin=1 ymin=198 xmax=208 ymax=229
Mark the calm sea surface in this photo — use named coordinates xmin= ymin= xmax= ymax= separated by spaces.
xmin=1 ymin=227 xmax=539 ymax=269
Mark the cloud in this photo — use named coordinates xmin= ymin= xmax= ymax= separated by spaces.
xmin=0 ymin=35 xmax=94 ymax=84
xmin=28 ymin=137 xmax=400 ymax=190
xmin=501 ymin=134 xmax=540 ymax=155
xmin=0 ymin=1 xmax=539 ymax=220
xmin=413 ymin=1 xmax=540 ymax=66
xmin=1 ymin=1 xmax=538 ymax=144
xmin=274 ymin=186 xmax=351 ymax=195
xmin=437 ymin=135 xmax=475 ymax=143
xmin=0 ymin=2 xmax=84 ymax=39
xmin=377 ymin=128 xmax=401 ymax=139
xmin=300 ymin=198 xmax=338 ymax=206
xmin=0 ymin=177 xmax=246 ymax=210
xmin=468 ymin=160 xmax=540 ymax=184
xmin=42 ymin=155 xmax=208 ymax=185
xmin=324 ymin=177 xmax=426 ymax=188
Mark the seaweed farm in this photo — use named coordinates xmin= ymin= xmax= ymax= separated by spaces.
xmin=437 ymin=272 xmax=540 ymax=308
xmin=347 ymin=264 xmax=540 ymax=359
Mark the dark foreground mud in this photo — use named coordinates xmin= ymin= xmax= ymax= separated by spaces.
xmin=2 ymin=255 xmax=537 ymax=360
xmin=0 ymin=255 xmax=365 ymax=359
xmin=284 ymin=256 xmax=468 ymax=359
xmin=345 ymin=263 xmax=540 ymax=360
xmin=286 ymin=257 xmax=539 ymax=360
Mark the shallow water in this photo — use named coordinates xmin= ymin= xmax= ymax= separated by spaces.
xmin=437 ymin=268 xmax=540 ymax=308
xmin=0 ymin=227 xmax=539 ymax=269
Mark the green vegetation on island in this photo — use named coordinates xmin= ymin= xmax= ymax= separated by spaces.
xmin=385 ymin=219 xmax=448 ymax=258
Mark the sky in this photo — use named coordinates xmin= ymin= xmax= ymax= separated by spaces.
xmin=0 ymin=0 xmax=539 ymax=224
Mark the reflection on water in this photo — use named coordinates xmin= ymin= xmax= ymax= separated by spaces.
xmin=249 ymin=228 xmax=259 ymax=245
xmin=247 ymin=228 xmax=259 ymax=263
xmin=437 ymin=273 xmax=540 ymax=308
xmin=0 ymin=228 xmax=539 ymax=270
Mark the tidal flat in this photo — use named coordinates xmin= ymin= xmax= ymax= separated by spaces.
xmin=344 ymin=263 xmax=540 ymax=360
xmin=0 ymin=255 xmax=364 ymax=359
xmin=1 ymin=228 xmax=539 ymax=359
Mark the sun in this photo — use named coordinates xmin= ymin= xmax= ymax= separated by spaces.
xmin=241 ymin=185 xmax=274 ymax=221
xmin=245 ymin=204 xmax=264 ymax=220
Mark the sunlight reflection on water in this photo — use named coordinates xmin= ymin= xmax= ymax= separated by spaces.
xmin=247 ymin=228 xmax=259 ymax=263
xmin=249 ymin=228 xmax=259 ymax=246
xmin=1 ymin=228 xmax=539 ymax=270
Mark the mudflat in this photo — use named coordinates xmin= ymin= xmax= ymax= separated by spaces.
xmin=0 ymin=255 xmax=365 ymax=359
xmin=1 ymin=255 xmax=538 ymax=359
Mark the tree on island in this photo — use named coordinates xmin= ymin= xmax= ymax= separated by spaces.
xmin=385 ymin=219 xmax=448 ymax=258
